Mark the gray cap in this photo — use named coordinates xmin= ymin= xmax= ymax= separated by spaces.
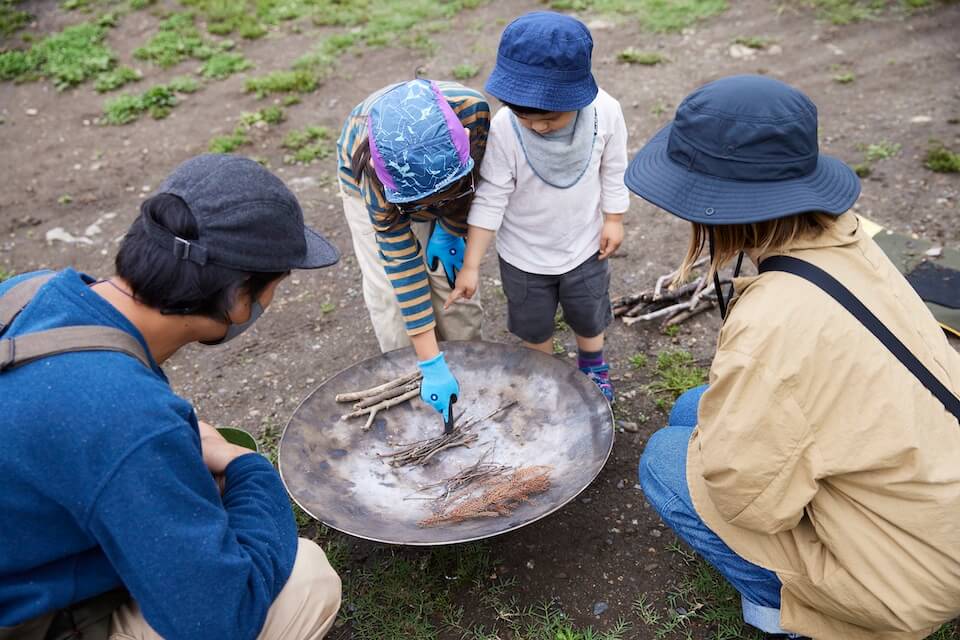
xmin=145 ymin=154 xmax=340 ymax=271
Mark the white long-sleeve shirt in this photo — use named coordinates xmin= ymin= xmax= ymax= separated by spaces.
xmin=467 ymin=88 xmax=630 ymax=275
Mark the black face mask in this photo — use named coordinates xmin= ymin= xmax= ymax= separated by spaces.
xmin=708 ymin=227 xmax=744 ymax=320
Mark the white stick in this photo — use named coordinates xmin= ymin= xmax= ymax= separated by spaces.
xmin=335 ymin=371 xmax=421 ymax=403
xmin=342 ymin=387 xmax=421 ymax=420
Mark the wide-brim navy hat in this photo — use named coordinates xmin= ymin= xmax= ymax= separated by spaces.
xmin=625 ymin=75 xmax=860 ymax=225
xmin=151 ymin=154 xmax=340 ymax=271
xmin=486 ymin=11 xmax=598 ymax=112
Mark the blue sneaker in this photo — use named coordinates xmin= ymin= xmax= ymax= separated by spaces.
xmin=580 ymin=362 xmax=614 ymax=403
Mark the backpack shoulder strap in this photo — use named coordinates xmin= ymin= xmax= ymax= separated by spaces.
xmin=0 ymin=273 xmax=56 ymax=333
xmin=0 ymin=325 xmax=151 ymax=372
xmin=760 ymin=255 xmax=960 ymax=423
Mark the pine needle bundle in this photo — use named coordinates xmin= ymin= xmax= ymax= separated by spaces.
xmin=419 ymin=465 xmax=552 ymax=527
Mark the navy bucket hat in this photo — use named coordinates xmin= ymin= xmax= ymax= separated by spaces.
xmin=485 ymin=11 xmax=598 ymax=112
xmin=625 ymin=75 xmax=860 ymax=225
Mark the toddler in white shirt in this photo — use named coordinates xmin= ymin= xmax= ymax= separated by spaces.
xmin=446 ymin=11 xmax=630 ymax=402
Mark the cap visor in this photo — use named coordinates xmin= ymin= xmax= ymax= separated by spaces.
xmin=295 ymin=226 xmax=340 ymax=269
xmin=486 ymin=68 xmax=597 ymax=112
xmin=625 ymin=126 xmax=861 ymax=225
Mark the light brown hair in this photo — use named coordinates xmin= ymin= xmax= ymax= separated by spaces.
xmin=675 ymin=212 xmax=837 ymax=285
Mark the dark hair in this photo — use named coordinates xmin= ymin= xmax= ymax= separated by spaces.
xmin=115 ymin=194 xmax=285 ymax=320
xmin=501 ymin=101 xmax=552 ymax=116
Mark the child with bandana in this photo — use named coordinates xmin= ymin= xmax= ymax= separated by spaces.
xmin=446 ymin=11 xmax=629 ymax=402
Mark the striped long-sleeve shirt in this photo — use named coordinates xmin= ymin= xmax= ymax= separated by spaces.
xmin=337 ymin=82 xmax=490 ymax=336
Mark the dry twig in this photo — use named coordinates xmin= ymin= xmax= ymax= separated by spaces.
xmin=379 ymin=401 xmax=517 ymax=467
xmin=335 ymin=370 xmax=421 ymax=403
xmin=337 ymin=371 xmax=423 ymax=430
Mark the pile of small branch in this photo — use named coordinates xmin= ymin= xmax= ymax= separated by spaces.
xmin=612 ymin=258 xmax=729 ymax=328
xmin=419 ymin=465 xmax=552 ymax=527
xmin=415 ymin=449 xmax=513 ymax=503
xmin=336 ymin=370 xmax=422 ymax=430
xmin=378 ymin=401 xmax=517 ymax=467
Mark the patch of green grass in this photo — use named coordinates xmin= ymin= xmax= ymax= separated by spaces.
xmin=663 ymin=324 xmax=680 ymax=337
xmin=925 ymin=141 xmax=960 ymax=173
xmin=629 ymin=353 xmax=648 ymax=368
xmin=201 ymin=51 xmax=252 ymax=78
xmin=553 ymin=338 xmax=567 ymax=355
xmin=209 ymin=130 xmax=250 ymax=153
xmin=134 ymin=13 xmax=218 ymax=69
xmin=452 ymin=62 xmax=480 ymax=80
xmin=554 ymin=310 xmax=570 ymax=333
xmin=94 ymin=65 xmax=141 ymax=92
xmin=833 ymin=71 xmax=856 ymax=84
xmin=282 ymin=125 xmax=333 ymax=164
xmin=732 ymin=35 xmax=771 ymax=49
xmin=168 ymin=75 xmax=199 ymax=93
xmin=320 ymin=301 xmax=336 ymax=314
xmin=0 ymin=267 xmax=13 ymax=282
xmin=57 ymin=194 xmax=73 ymax=205
xmin=0 ymin=21 xmax=116 ymax=89
xmin=853 ymin=162 xmax=872 ymax=178
xmin=806 ymin=0 xmax=885 ymax=24
xmin=282 ymin=95 xmax=301 ymax=106
xmin=129 ymin=0 xmax=155 ymax=9
xmin=245 ymin=69 xmax=317 ymax=98
xmin=102 ymin=82 xmax=188 ymax=124
xmin=648 ymin=350 xmax=707 ymax=405
xmin=551 ymin=0 xmax=727 ymax=32
xmin=861 ymin=140 xmax=901 ymax=161
xmin=0 ymin=0 xmax=31 ymax=37
xmin=617 ymin=48 xmax=665 ymax=65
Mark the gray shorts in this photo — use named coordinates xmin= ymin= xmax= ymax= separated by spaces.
xmin=499 ymin=253 xmax=613 ymax=343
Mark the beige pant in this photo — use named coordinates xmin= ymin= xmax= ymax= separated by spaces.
xmin=341 ymin=186 xmax=483 ymax=353
xmin=109 ymin=538 xmax=341 ymax=640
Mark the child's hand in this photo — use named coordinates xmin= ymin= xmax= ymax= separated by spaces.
xmin=598 ymin=215 xmax=624 ymax=260
xmin=445 ymin=266 xmax=479 ymax=310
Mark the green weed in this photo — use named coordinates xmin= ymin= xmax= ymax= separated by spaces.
xmin=452 ymin=62 xmax=480 ymax=80
xmin=320 ymin=301 xmax=336 ymax=314
xmin=861 ymin=140 xmax=901 ymax=161
xmin=94 ymin=65 xmax=141 ymax=92
xmin=282 ymin=125 xmax=333 ymax=164
xmin=282 ymin=95 xmax=301 ymax=106
xmin=629 ymin=353 xmax=649 ymax=369
xmin=663 ymin=324 xmax=680 ymax=337
xmin=617 ymin=48 xmax=665 ymax=65
xmin=134 ymin=13 xmax=217 ymax=68
xmin=102 ymin=83 xmax=187 ymax=124
xmin=208 ymin=130 xmax=249 ymax=153
xmin=0 ymin=267 xmax=13 ymax=282
xmin=0 ymin=22 xmax=116 ymax=89
xmin=925 ymin=141 xmax=960 ymax=173
xmin=57 ymin=194 xmax=73 ymax=205
xmin=129 ymin=0 xmax=155 ymax=9
xmin=245 ymin=69 xmax=317 ymax=98
xmin=806 ymin=0 xmax=885 ymax=24
xmin=554 ymin=310 xmax=570 ymax=333
xmin=833 ymin=71 xmax=856 ymax=84
xmin=168 ymin=75 xmax=199 ymax=93
xmin=201 ymin=51 xmax=252 ymax=78
xmin=553 ymin=339 xmax=567 ymax=355
xmin=732 ymin=35 xmax=772 ymax=49
xmin=648 ymin=350 xmax=707 ymax=404
xmin=551 ymin=0 xmax=726 ymax=32
xmin=0 ymin=0 xmax=30 ymax=37
xmin=853 ymin=162 xmax=872 ymax=178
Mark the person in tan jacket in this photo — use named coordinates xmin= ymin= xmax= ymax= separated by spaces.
xmin=626 ymin=74 xmax=960 ymax=639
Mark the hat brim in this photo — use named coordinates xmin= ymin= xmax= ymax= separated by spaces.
xmin=485 ymin=67 xmax=598 ymax=112
xmin=625 ymin=125 xmax=861 ymax=225
xmin=383 ymin=159 xmax=474 ymax=204
xmin=295 ymin=226 xmax=340 ymax=269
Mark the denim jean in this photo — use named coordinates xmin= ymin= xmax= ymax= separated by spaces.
xmin=638 ymin=385 xmax=790 ymax=635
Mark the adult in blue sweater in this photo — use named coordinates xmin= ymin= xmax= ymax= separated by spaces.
xmin=0 ymin=155 xmax=342 ymax=640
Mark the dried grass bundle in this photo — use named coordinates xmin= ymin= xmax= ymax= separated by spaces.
xmin=419 ymin=465 xmax=552 ymax=527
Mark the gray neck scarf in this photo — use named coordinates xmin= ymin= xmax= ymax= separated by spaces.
xmin=510 ymin=105 xmax=598 ymax=189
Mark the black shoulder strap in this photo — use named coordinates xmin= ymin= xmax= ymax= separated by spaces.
xmin=0 ymin=274 xmax=151 ymax=372
xmin=760 ymin=255 xmax=960 ymax=423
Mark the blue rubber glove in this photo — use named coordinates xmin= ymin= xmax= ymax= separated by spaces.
xmin=426 ymin=223 xmax=465 ymax=288
xmin=417 ymin=352 xmax=459 ymax=423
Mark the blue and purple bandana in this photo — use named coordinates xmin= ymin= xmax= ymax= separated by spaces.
xmin=368 ymin=79 xmax=473 ymax=204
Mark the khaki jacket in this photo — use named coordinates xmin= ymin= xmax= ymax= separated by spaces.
xmin=687 ymin=213 xmax=960 ymax=639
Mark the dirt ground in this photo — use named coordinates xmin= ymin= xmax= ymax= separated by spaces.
xmin=2 ymin=0 xmax=960 ymax=637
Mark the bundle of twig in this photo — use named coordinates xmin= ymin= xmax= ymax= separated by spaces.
xmin=336 ymin=370 xmax=422 ymax=430
xmin=415 ymin=449 xmax=513 ymax=503
xmin=378 ymin=401 xmax=517 ymax=467
xmin=612 ymin=258 xmax=729 ymax=328
xmin=418 ymin=465 xmax=552 ymax=527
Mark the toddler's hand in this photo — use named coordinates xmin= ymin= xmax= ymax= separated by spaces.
xmin=599 ymin=216 xmax=624 ymax=260
xmin=445 ymin=266 xmax=479 ymax=310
